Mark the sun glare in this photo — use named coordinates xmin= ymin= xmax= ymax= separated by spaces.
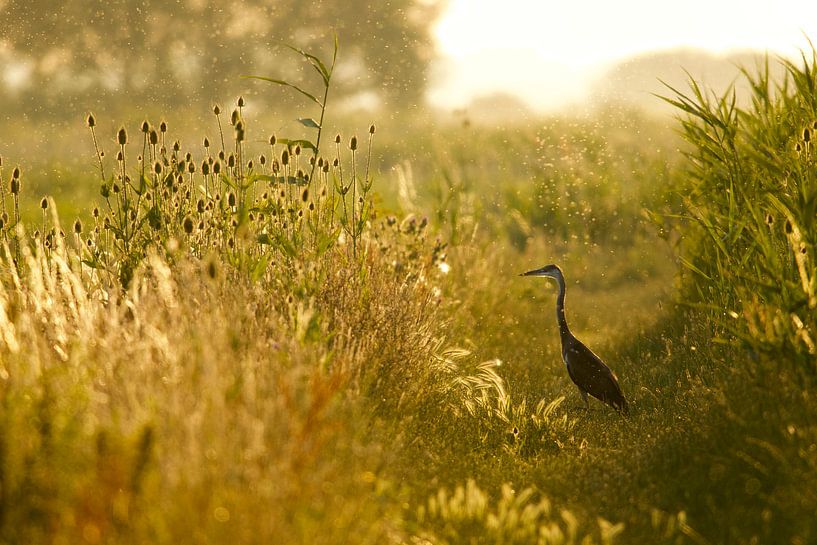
xmin=431 ymin=0 xmax=817 ymax=111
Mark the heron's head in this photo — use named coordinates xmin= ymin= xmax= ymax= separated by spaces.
xmin=519 ymin=264 xmax=563 ymax=280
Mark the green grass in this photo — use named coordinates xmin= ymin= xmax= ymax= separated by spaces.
xmin=2 ymin=42 xmax=817 ymax=545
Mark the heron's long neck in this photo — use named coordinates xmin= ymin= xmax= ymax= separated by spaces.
xmin=554 ymin=275 xmax=571 ymax=344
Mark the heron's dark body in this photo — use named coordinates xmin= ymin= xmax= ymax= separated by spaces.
xmin=522 ymin=264 xmax=629 ymax=414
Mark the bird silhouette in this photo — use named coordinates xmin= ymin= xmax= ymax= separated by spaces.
xmin=521 ymin=264 xmax=628 ymax=414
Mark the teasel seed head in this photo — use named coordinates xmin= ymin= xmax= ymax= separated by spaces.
xmin=140 ymin=120 xmax=150 ymax=133
xmin=230 ymin=109 xmax=239 ymax=126
xmin=335 ymin=134 xmax=341 ymax=144
xmin=201 ymin=160 xmax=210 ymax=175
xmin=183 ymin=215 xmax=194 ymax=234
xmin=40 ymin=197 xmax=48 ymax=209
xmin=86 ymin=113 xmax=96 ymax=128
xmin=213 ymin=104 xmax=221 ymax=115
xmin=149 ymin=129 xmax=159 ymax=145
xmin=154 ymin=161 xmax=162 ymax=175
xmin=203 ymin=137 xmax=210 ymax=148
xmin=369 ymin=124 xmax=376 ymax=134
xmin=269 ymin=134 xmax=276 ymax=146
xmin=228 ymin=192 xmax=236 ymax=207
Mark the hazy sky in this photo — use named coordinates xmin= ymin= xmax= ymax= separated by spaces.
xmin=430 ymin=0 xmax=817 ymax=111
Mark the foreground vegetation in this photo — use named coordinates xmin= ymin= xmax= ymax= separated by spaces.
xmin=1 ymin=45 xmax=817 ymax=545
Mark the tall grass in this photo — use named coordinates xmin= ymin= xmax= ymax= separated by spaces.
xmin=0 ymin=44 xmax=627 ymax=545
xmin=660 ymin=49 xmax=817 ymax=543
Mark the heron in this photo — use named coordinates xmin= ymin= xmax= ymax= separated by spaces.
xmin=520 ymin=264 xmax=629 ymax=414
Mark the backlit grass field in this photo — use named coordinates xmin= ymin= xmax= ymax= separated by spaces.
xmin=1 ymin=44 xmax=816 ymax=545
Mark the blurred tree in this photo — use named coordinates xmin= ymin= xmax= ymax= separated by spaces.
xmin=0 ymin=0 xmax=444 ymax=118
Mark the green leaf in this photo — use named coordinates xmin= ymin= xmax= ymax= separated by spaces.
xmin=284 ymin=44 xmax=331 ymax=86
xmin=257 ymin=233 xmax=274 ymax=245
xmin=679 ymin=256 xmax=712 ymax=280
xmin=255 ymin=174 xmax=307 ymax=186
xmin=242 ymin=75 xmax=323 ymax=107
xmin=277 ymin=138 xmax=317 ymax=151
xmin=298 ymin=118 xmax=321 ymax=129
xmin=251 ymin=255 xmax=270 ymax=282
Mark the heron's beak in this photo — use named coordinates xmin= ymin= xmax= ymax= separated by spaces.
xmin=520 ymin=267 xmax=551 ymax=277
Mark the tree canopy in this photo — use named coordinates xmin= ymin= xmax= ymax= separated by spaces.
xmin=0 ymin=0 xmax=444 ymax=118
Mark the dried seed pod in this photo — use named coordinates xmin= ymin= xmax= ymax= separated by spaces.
xmin=86 ymin=113 xmax=96 ymax=128
xmin=118 ymin=127 xmax=128 ymax=146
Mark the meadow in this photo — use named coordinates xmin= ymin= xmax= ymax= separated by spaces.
xmin=1 ymin=43 xmax=816 ymax=545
